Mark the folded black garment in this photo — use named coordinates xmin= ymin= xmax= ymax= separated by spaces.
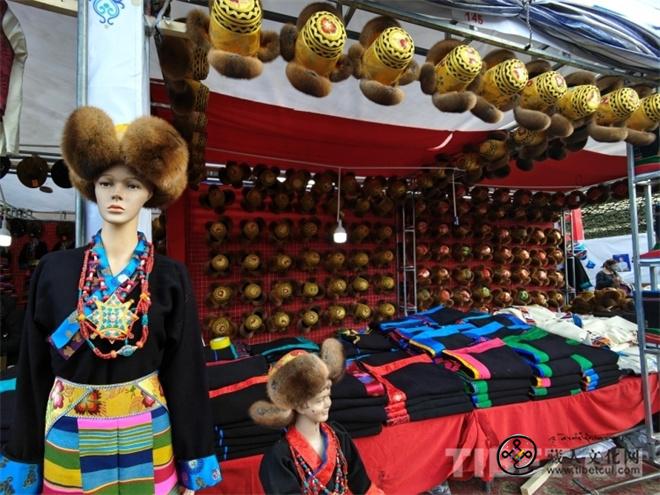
xmin=359 ymin=352 xmax=465 ymax=397
xmin=409 ymin=331 xmax=476 ymax=355
xmin=504 ymin=328 xmax=583 ymax=363
xmin=206 ymin=355 xmax=269 ymax=390
xmin=571 ymin=345 xmax=619 ymax=369
xmin=405 ymin=395 xmax=473 ymax=414
xmin=443 ymin=339 xmax=534 ymax=380
xmin=531 ymin=382 xmax=584 ymax=396
xmin=329 ymin=405 xmax=387 ymax=424
xmin=528 ymin=357 xmax=583 ymax=377
xmin=416 ymin=306 xmax=468 ymax=326
xmin=583 ymin=375 xmax=621 ymax=390
xmin=584 ymin=364 xmax=620 ymax=375
xmin=340 ymin=423 xmax=383 ymax=438
xmin=340 ymin=332 xmax=395 ymax=353
xmin=475 ymin=394 xmax=531 ymax=408
xmin=471 ymin=387 xmax=534 ymax=402
xmin=248 ymin=337 xmax=319 ymax=363
xmin=466 ymin=377 xmax=534 ymax=395
xmin=532 ymin=374 xmax=582 ymax=388
xmin=209 ymin=383 xmax=268 ymax=426
xmin=530 ymin=388 xmax=581 ymax=400
xmin=404 ymin=391 xmax=469 ymax=409
xmin=583 ymin=369 xmax=622 ymax=383
xmin=407 ymin=400 xmax=474 ymax=421
xmin=331 ymin=371 xmax=384 ymax=400
xmin=465 ymin=313 xmax=529 ymax=330
xmin=216 ymin=422 xmax=282 ymax=441
xmin=330 ymin=395 xmax=388 ymax=411
xmin=204 ymin=345 xmax=239 ymax=363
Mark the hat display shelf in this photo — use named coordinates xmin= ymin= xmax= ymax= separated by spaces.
xmin=412 ymin=185 xmax=565 ymax=312
xmin=190 ymin=169 xmax=398 ymax=344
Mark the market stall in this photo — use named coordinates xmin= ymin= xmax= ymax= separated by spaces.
xmin=1 ymin=0 xmax=659 ymax=493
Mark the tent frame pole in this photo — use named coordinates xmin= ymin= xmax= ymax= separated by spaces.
xmin=74 ymin=0 xmax=87 ymax=247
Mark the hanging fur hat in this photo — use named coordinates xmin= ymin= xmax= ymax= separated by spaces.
xmin=348 ymin=16 xmax=419 ymax=106
xmin=204 ymin=0 xmax=279 ymax=80
xmin=61 ymin=106 xmax=188 ymax=208
xmin=280 ymin=3 xmax=352 ymax=98
xmin=249 ymin=339 xmax=344 ymax=428
xmin=419 ymin=40 xmax=481 ymax=114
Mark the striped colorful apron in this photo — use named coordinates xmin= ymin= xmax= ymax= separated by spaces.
xmin=42 ymin=372 xmax=178 ymax=494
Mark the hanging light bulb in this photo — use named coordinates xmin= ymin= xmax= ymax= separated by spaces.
xmin=333 ymin=169 xmax=347 ymax=244
xmin=0 ymin=184 xmax=11 ymax=247
xmin=0 ymin=216 xmax=11 ymax=247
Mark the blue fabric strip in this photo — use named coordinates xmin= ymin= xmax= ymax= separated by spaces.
xmin=0 ymin=377 xmax=16 ymax=393
xmin=0 ymin=453 xmax=42 ymax=494
xmin=462 ymin=322 xmax=505 ymax=338
xmin=177 ymin=454 xmax=222 ymax=490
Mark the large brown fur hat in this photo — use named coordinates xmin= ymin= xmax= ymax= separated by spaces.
xmin=250 ymin=338 xmax=344 ymax=428
xmin=61 ymin=106 xmax=188 ymax=209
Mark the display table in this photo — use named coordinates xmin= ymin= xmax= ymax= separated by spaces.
xmin=202 ymin=375 xmax=659 ymax=495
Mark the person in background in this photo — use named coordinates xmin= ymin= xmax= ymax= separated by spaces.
xmin=596 ymin=259 xmax=628 ymax=291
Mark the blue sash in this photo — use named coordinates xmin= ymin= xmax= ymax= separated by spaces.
xmin=48 ymin=232 xmax=148 ymax=359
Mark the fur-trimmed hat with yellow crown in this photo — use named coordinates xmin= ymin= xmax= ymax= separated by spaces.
xmin=61 ymin=106 xmax=189 ymax=209
xmin=249 ymin=338 xmax=344 ymax=428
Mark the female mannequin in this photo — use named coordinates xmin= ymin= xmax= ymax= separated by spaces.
xmin=0 ymin=107 xmax=221 ymax=494
xmin=250 ymin=339 xmax=382 ymax=494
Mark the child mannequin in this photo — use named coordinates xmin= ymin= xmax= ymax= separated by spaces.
xmin=250 ymin=339 xmax=383 ymax=494
xmin=0 ymin=107 xmax=221 ymax=494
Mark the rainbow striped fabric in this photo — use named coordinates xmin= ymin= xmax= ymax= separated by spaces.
xmin=42 ymin=375 xmax=179 ymax=495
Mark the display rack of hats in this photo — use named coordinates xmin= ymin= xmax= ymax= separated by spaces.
xmin=188 ymin=166 xmax=400 ymax=344
xmin=412 ymin=185 xmax=569 ymax=313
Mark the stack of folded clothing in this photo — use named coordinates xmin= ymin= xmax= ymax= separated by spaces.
xmin=329 ymin=361 xmax=387 ymax=437
xmin=338 ymin=330 xmax=396 ymax=358
xmin=440 ymin=339 xmax=533 ymax=408
xmin=374 ymin=318 xmax=475 ymax=357
xmin=357 ymin=351 xmax=472 ymax=425
xmin=206 ymin=355 xmax=282 ymax=460
xmin=0 ymin=367 xmax=16 ymax=449
xmin=504 ymin=328 xmax=585 ymax=399
xmin=248 ymin=337 xmax=319 ymax=363
xmin=570 ymin=345 xmax=621 ymax=391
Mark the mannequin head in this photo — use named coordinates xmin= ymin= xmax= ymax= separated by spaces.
xmin=249 ymin=339 xmax=345 ymax=429
xmin=295 ymin=379 xmax=332 ymax=425
xmin=94 ymin=165 xmax=153 ymax=228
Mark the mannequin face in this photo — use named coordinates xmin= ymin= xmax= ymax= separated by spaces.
xmin=94 ymin=165 xmax=153 ymax=226
xmin=297 ymin=380 xmax=332 ymax=424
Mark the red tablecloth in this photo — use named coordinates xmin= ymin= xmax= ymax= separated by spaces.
xmin=202 ymin=375 xmax=659 ymax=495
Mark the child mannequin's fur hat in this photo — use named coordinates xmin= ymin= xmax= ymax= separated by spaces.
xmin=249 ymin=338 xmax=344 ymax=428
xmin=61 ymin=106 xmax=188 ymax=209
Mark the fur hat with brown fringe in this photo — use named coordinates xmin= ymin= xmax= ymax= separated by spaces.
xmin=249 ymin=338 xmax=344 ymax=428
xmin=61 ymin=106 xmax=188 ymax=209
